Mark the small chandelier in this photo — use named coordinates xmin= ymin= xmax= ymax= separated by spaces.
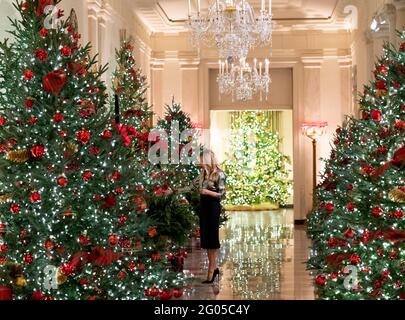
xmin=188 ymin=0 xmax=273 ymax=59
xmin=217 ymin=57 xmax=271 ymax=101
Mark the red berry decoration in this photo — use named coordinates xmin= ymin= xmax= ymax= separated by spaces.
xmin=79 ymin=235 xmax=91 ymax=246
xmin=10 ymin=203 xmax=20 ymax=214
xmin=325 ymin=203 xmax=335 ymax=212
xmin=82 ymin=171 xmax=93 ymax=181
xmin=23 ymin=253 xmax=33 ymax=264
xmin=102 ymin=130 xmax=113 ymax=139
xmin=61 ymin=46 xmax=72 ymax=57
xmin=34 ymin=48 xmax=47 ymax=62
xmin=350 ymin=254 xmax=361 ymax=265
xmin=43 ymin=69 xmax=67 ymax=95
xmin=53 ymin=113 xmax=64 ymax=122
xmin=32 ymin=291 xmax=45 ymax=300
xmin=76 ymin=129 xmax=91 ymax=144
xmin=31 ymin=145 xmax=45 ymax=158
xmin=39 ymin=28 xmax=48 ymax=37
xmin=108 ymin=234 xmax=119 ymax=245
xmin=23 ymin=69 xmax=34 ymax=80
xmin=44 ymin=239 xmax=54 ymax=250
xmin=344 ymin=228 xmax=355 ymax=239
xmin=347 ymin=203 xmax=355 ymax=211
xmin=315 ymin=275 xmax=326 ymax=287
xmin=371 ymin=109 xmax=381 ymax=123
xmin=89 ymin=146 xmax=101 ymax=155
xmin=117 ymin=271 xmax=126 ymax=280
xmin=57 ymin=176 xmax=68 ymax=187
xmin=371 ymin=207 xmax=383 ymax=218
xmin=24 ymin=98 xmax=34 ymax=109
xmin=61 ymin=263 xmax=75 ymax=276
xmin=173 ymin=288 xmax=183 ymax=298
xmin=29 ymin=191 xmax=41 ymax=203
xmin=149 ymin=287 xmax=159 ymax=297
xmin=148 ymin=228 xmax=157 ymax=238
xmin=159 ymin=289 xmax=172 ymax=300
xmin=0 ymin=117 xmax=6 ymax=126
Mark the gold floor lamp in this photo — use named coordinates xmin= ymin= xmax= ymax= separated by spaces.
xmin=301 ymin=122 xmax=328 ymax=211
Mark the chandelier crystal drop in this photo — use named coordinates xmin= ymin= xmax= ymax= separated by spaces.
xmin=188 ymin=0 xmax=273 ymax=59
xmin=217 ymin=57 xmax=271 ymax=101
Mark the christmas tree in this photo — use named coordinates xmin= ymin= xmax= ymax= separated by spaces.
xmin=112 ymin=38 xmax=152 ymax=129
xmin=0 ymin=0 xmax=186 ymax=300
xmin=223 ymin=111 xmax=291 ymax=207
xmin=307 ymin=31 xmax=405 ymax=300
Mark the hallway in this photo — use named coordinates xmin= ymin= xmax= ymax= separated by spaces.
xmin=182 ymin=210 xmax=315 ymax=300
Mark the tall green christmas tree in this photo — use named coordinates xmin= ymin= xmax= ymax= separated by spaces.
xmin=0 ymin=0 xmax=187 ymax=300
xmin=223 ymin=111 xmax=291 ymax=207
xmin=307 ymin=31 xmax=405 ymax=300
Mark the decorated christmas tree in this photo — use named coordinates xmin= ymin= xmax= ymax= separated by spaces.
xmin=223 ymin=111 xmax=291 ymax=207
xmin=307 ymin=31 xmax=405 ymax=300
xmin=0 ymin=0 xmax=187 ymax=300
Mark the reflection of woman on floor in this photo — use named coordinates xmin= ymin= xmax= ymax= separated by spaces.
xmin=199 ymin=150 xmax=226 ymax=283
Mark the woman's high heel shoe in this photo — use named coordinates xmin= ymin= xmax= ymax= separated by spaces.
xmin=202 ymin=268 xmax=220 ymax=284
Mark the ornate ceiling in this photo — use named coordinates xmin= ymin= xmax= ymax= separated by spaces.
xmin=131 ymin=0 xmax=341 ymax=33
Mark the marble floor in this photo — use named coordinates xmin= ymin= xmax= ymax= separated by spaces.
xmin=181 ymin=209 xmax=315 ymax=300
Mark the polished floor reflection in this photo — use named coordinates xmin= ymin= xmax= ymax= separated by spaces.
xmin=182 ymin=209 xmax=314 ymax=300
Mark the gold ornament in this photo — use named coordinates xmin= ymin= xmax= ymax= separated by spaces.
xmin=389 ymin=188 xmax=405 ymax=203
xmin=376 ymin=89 xmax=387 ymax=97
xmin=56 ymin=268 xmax=68 ymax=285
xmin=14 ymin=276 xmax=27 ymax=287
xmin=0 ymin=194 xmax=12 ymax=203
xmin=6 ymin=149 xmax=31 ymax=163
xmin=65 ymin=142 xmax=79 ymax=155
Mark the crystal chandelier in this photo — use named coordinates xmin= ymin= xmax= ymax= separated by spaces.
xmin=188 ymin=0 xmax=273 ymax=59
xmin=217 ymin=57 xmax=271 ymax=101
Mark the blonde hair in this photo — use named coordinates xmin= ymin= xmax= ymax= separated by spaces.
xmin=201 ymin=149 xmax=221 ymax=181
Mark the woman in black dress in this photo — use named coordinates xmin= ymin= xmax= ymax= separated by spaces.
xmin=199 ymin=150 xmax=226 ymax=283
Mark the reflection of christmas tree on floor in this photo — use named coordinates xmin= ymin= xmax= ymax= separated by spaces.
xmin=223 ymin=111 xmax=292 ymax=207
xmin=307 ymin=31 xmax=405 ymax=300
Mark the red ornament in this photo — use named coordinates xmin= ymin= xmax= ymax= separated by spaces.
xmin=0 ymin=286 xmax=13 ymax=300
xmin=347 ymin=203 xmax=355 ymax=212
xmin=23 ymin=69 xmax=34 ymax=81
xmin=377 ymin=81 xmax=386 ymax=89
xmin=371 ymin=109 xmax=381 ymax=123
xmin=82 ymin=171 xmax=93 ymax=181
xmin=76 ymin=129 xmax=91 ymax=144
xmin=325 ymin=203 xmax=335 ymax=212
xmin=39 ymin=28 xmax=48 ymax=37
xmin=135 ymin=197 xmax=144 ymax=204
xmin=101 ymin=195 xmax=116 ymax=209
xmin=79 ymin=235 xmax=91 ymax=246
xmin=31 ymin=145 xmax=45 ymax=158
xmin=344 ymin=228 xmax=355 ymax=239
xmin=61 ymin=263 xmax=75 ymax=276
xmin=61 ymin=46 xmax=72 ymax=57
xmin=89 ymin=146 xmax=101 ymax=156
xmin=0 ymin=117 xmax=6 ymax=126
xmin=53 ymin=113 xmax=64 ymax=122
xmin=371 ymin=207 xmax=383 ymax=218
xmin=43 ymin=69 xmax=67 ymax=95
xmin=0 ymin=244 xmax=7 ymax=252
xmin=117 ymin=271 xmax=127 ymax=280
xmin=28 ymin=117 xmax=37 ymax=124
xmin=378 ymin=146 xmax=388 ymax=153
xmin=59 ymin=131 xmax=68 ymax=138
xmin=29 ymin=192 xmax=41 ymax=203
xmin=315 ymin=275 xmax=326 ymax=287
xmin=108 ymin=235 xmax=119 ymax=246
xmin=148 ymin=227 xmax=157 ymax=238
xmin=57 ymin=176 xmax=68 ymax=187
xmin=24 ymin=98 xmax=34 ymax=109
xmin=149 ymin=287 xmax=159 ymax=297
xmin=79 ymin=278 xmax=90 ymax=286
xmin=173 ymin=288 xmax=183 ymax=298
xmin=151 ymin=252 xmax=161 ymax=262
xmin=10 ymin=203 xmax=20 ymax=214
xmin=118 ymin=215 xmax=127 ymax=223
xmin=392 ymin=210 xmax=404 ymax=219
xmin=159 ymin=289 xmax=172 ymax=300
xmin=111 ymin=170 xmax=121 ymax=181
xmin=32 ymin=291 xmax=45 ymax=300
xmin=44 ymin=239 xmax=54 ymax=250
xmin=102 ymin=130 xmax=112 ymax=140
xmin=23 ymin=253 xmax=33 ymax=264
xmin=34 ymin=48 xmax=47 ymax=62
xmin=116 ymin=187 xmax=124 ymax=194
xmin=350 ymin=254 xmax=361 ymax=265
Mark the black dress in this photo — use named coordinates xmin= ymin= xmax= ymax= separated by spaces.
xmin=199 ymin=171 xmax=226 ymax=250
